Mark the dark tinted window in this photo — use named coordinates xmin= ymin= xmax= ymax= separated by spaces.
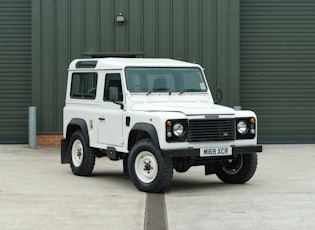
xmin=70 ymin=73 xmax=98 ymax=99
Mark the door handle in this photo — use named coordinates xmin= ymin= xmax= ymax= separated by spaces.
xmin=98 ymin=117 xmax=105 ymax=121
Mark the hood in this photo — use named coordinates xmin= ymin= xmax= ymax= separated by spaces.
xmin=130 ymin=102 xmax=235 ymax=116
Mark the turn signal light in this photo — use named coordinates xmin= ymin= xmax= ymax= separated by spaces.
xmin=250 ymin=118 xmax=255 ymax=124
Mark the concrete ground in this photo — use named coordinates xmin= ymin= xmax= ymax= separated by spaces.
xmin=0 ymin=144 xmax=314 ymax=230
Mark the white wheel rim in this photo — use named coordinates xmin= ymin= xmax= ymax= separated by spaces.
xmin=134 ymin=151 xmax=158 ymax=183
xmin=71 ymin=139 xmax=83 ymax=167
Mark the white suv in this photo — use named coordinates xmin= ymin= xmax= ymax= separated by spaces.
xmin=61 ymin=58 xmax=262 ymax=193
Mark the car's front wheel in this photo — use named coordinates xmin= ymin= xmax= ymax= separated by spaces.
xmin=128 ymin=139 xmax=173 ymax=193
xmin=215 ymin=153 xmax=257 ymax=184
xmin=69 ymin=130 xmax=95 ymax=176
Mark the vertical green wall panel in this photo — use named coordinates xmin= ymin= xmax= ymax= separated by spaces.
xmin=200 ymin=0 xmax=217 ymax=93
xmin=128 ymin=0 xmax=143 ymax=53
xmin=172 ymin=0 xmax=186 ymax=60
xmin=40 ymin=0 xmax=55 ymax=132
xmin=114 ymin=0 xmax=127 ymax=52
xmin=31 ymin=0 xmax=41 ymax=130
xmin=228 ymin=0 xmax=240 ymax=107
xmin=187 ymin=0 xmax=201 ymax=63
xmin=100 ymin=0 xmax=114 ymax=52
xmin=56 ymin=0 xmax=70 ymax=130
xmin=70 ymin=0 xmax=84 ymax=58
xmin=143 ymin=0 xmax=157 ymax=57
xmin=84 ymin=0 xmax=99 ymax=53
xmin=158 ymin=0 xmax=172 ymax=57
xmin=216 ymin=0 xmax=229 ymax=96
xmin=32 ymin=0 xmax=240 ymax=134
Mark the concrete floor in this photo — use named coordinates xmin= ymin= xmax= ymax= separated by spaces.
xmin=0 ymin=144 xmax=314 ymax=230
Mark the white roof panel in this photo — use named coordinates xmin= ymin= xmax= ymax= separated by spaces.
xmin=68 ymin=58 xmax=201 ymax=70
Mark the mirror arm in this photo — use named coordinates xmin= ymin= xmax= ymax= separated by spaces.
xmin=214 ymin=87 xmax=223 ymax=104
xmin=113 ymin=101 xmax=124 ymax=109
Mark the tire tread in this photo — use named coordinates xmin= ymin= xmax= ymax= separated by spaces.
xmin=69 ymin=130 xmax=95 ymax=176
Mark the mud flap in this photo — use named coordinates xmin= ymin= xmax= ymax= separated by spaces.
xmin=205 ymin=163 xmax=215 ymax=175
xmin=61 ymin=139 xmax=70 ymax=164
xmin=123 ymin=154 xmax=129 ymax=178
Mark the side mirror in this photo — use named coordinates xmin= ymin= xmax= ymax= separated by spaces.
xmin=109 ymin=86 xmax=119 ymax=101
xmin=109 ymin=86 xmax=124 ymax=109
xmin=214 ymin=87 xmax=223 ymax=104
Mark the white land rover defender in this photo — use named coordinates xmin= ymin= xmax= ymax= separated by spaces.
xmin=61 ymin=58 xmax=262 ymax=193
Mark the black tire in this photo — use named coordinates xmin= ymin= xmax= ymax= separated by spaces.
xmin=69 ymin=130 xmax=95 ymax=176
xmin=215 ymin=153 xmax=257 ymax=184
xmin=128 ymin=139 xmax=173 ymax=193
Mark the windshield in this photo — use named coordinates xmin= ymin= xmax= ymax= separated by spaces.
xmin=125 ymin=67 xmax=207 ymax=93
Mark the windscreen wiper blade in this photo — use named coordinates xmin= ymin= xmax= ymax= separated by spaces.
xmin=179 ymin=89 xmax=202 ymax=95
xmin=147 ymin=88 xmax=171 ymax=95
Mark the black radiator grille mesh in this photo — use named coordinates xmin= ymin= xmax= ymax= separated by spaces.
xmin=188 ymin=119 xmax=235 ymax=142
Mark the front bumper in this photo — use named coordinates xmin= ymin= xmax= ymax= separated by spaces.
xmin=161 ymin=145 xmax=262 ymax=158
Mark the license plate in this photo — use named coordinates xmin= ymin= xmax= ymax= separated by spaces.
xmin=200 ymin=147 xmax=232 ymax=157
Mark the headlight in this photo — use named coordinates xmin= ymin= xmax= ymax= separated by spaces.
xmin=166 ymin=119 xmax=188 ymax=142
xmin=173 ymin=123 xmax=184 ymax=137
xmin=237 ymin=121 xmax=248 ymax=134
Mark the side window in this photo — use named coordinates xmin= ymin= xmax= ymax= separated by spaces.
xmin=104 ymin=73 xmax=123 ymax=101
xmin=71 ymin=73 xmax=98 ymax=99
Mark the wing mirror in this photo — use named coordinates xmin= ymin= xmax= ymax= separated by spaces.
xmin=109 ymin=86 xmax=124 ymax=109
xmin=214 ymin=87 xmax=223 ymax=104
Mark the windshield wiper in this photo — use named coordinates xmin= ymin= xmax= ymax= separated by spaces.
xmin=179 ymin=89 xmax=202 ymax=95
xmin=147 ymin=88 xmax=171 ymax=95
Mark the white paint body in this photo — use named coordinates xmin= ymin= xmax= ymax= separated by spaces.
xmin=64 ymin=58 xmax=258 ymax=153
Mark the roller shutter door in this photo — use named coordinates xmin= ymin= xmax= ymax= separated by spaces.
xmin=0 ymin=0 xmax=31 ymax=143
xmin=240 ymin=0 xmax=315 ymax=142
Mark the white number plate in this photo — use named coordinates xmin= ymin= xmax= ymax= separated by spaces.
xmin=200 ymin=147 xmax=232 ymax=157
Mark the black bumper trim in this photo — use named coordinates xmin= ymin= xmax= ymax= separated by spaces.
xmin=162 ymin=145 xmax=262 ymax=158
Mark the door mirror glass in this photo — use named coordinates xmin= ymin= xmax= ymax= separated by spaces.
xmin=215 ymin=87 xmax=223 ymax=104
xmin=109 ymin=86 xmax=119 ymax=101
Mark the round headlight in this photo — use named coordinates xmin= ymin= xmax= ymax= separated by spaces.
xmin=173 ymin=123 xmax=184 ymax=137
xmin=237 ymin=121 xmax=248 ymax=134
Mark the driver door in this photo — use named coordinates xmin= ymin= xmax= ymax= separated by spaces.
xmin=98 ymin=72 xmax=124 ymax=147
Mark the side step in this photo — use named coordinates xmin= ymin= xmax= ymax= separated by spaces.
xmin=107 ymin=147 xmax=120 ymax=161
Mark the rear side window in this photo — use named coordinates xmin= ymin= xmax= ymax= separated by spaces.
xmin=70 ymin=73 xmax=98 ymax=99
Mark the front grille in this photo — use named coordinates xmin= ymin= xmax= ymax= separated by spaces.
xmin=188 ymin=119 xmax=235 ymax=142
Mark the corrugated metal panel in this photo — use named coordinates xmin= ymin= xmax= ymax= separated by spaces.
xmin=32 ymin=0 xmax=240 ymax=134
xmin=0 ymin=0 xmax=31 ymax=143
xmin=240 ymin=0 xmax=315 ymax=142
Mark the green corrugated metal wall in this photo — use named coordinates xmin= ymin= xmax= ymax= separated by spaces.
xmin=240 ymin=0 xmax=315 ymax=142
xmin=32 ymin=0 xmax=240 ymax=135
xmin=0 ymin=0 xmax=31 ymax=143
xmin=2 ymin=0 xmax=315 ymax=143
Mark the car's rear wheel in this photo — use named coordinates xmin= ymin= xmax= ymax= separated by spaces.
xmin=69 ymin=130 xmax=95 ymax=176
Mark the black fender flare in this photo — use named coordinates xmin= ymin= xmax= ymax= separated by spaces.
xmin=66 ymin=118 xmax=90 ymax=144
xmin=129 ymin=123 xmax=160 ymax=149
xmin=62 ymin=118 xmax=90 ymax=164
